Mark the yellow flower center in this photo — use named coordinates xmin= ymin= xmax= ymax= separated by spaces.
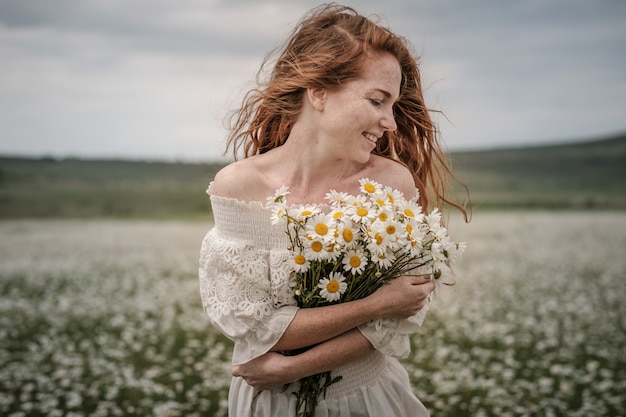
xmin=294 ymin=254 xmax=306 ymax=265
xmin=326 ymin=281 xmax=340 ymax=293
xmin=343 ymin=229 xmax=354 ymax=242
xmin=386 ymin=225 xmax=396 ymax=235
xmin=404 ymin=208 xmax=415 ymax=217
xmin=356 ymin=207 xmax=369 ymax=217
xmin=301 ymin=210 xmax=313 ymax=216
xmin=349 ymin=256 xmax=361 ymax=267
xmin=364 ymin=183 xmax=376 ymax=193
xmin=315 ymin=223 xmax=328 ymax=235
xmin=333 ymin=211 xmax=344 ymax=219
xmin=379 ymin=213 xmax=388 ymax=222
xmin=406 ymin=224 xmax=413 ymax=233
xmin=387 ymin=194 xmax=395 ymax=204
xmin=374 ymin=233 xmax=383 ymax=245
xmin=311 ymin=241 xmax=323 ymax=253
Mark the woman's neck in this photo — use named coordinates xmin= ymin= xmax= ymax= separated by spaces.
xmin=262 ymin=141 xmax=364 ymax=204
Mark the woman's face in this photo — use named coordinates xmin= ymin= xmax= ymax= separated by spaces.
xmin=318 ymin=51 xmax=401 ymax=163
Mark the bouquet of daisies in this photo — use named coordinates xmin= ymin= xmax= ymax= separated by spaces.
xmin=267 ymin=178 xmax=465 ymax=417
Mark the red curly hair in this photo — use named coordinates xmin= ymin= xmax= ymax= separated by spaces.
xmin=226 ymin=4 xmax=469 ymax=219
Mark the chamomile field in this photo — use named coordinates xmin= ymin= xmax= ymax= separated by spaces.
xmin=1 ymin=211 xmax=625 ymax=416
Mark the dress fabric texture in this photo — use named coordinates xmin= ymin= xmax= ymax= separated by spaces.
xmin=199 ymin=189 xmax=431 ymax=417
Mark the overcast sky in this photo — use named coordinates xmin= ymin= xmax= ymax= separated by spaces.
xmin=1 ymin=0 xmax=625 ymax=162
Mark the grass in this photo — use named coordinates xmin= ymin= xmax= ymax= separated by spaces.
xmin=1 ymin=212 xmax=625 ymax=416
xmin=0 ymin=158 xmax=223 ymax=219
xmin=1 ymin=133 xmax=625 ymax=219
xmin=0 ymin=133 xmax=625 ymax=416
xmin=405 ymin=211 xmax=626 ymax=416
xmin=0 ymin=220 xmax=232 ymax=417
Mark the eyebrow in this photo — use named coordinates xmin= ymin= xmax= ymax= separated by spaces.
xmin=372 ymin=88 xmax=392 ymax=98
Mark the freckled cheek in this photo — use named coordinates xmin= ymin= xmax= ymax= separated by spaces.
xmin=350 ymin=103 xmax=372 ymax=124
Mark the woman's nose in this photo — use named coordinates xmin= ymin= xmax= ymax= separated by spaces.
xmin=381 ymin=107 xmax=397 ymax=132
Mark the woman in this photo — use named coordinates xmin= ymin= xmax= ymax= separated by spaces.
xmin=199 ymin=4 xmax=468 ymax=416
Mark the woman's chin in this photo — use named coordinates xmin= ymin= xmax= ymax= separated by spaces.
xmin=353 ymin=151 xmax=374 ymax=165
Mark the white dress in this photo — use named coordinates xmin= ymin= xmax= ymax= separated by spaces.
xmin=199 ymin=192 xmax=431 ymax=417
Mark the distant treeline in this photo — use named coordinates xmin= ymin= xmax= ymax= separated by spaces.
xmin=1 ymin=133 xmax=625 ymax=219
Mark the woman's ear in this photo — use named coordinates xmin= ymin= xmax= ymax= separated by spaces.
xmin=306 ymin=87 xmax=327 ymax=111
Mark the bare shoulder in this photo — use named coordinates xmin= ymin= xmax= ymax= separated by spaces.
xmin=210 ymin=158 xmax=266 ymax=201
xmin=365 ymin=155 xmax=416 ymax=198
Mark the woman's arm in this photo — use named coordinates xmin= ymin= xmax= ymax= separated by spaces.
xmin=233 ymin=328 xmax=374 ymax=391
xmin=271 ymin=274 xmax=434 ymax=351
xmin=233 ymin=275 xmax=434 ymax=390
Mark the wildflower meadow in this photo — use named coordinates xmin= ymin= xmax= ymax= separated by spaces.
xmin=1 ymin=211 xmax=625 ymax=416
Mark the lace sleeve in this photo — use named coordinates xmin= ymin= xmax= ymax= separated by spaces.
xmin=199 ymin=229 xmax=299 ymax=365
xmin=358 ymin=297 xmax=431 ymax=358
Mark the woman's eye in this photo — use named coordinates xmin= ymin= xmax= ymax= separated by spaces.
xmin=369 ymin=99 xmax=383 ymax=107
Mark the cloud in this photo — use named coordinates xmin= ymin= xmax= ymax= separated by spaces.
xmin=0 ymin=0 xmax=625 ymax=161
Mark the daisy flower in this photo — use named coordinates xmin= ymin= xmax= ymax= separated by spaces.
xmin=378 ymin=218 xmax=403 ymax=244
xmin=404 ymin=219 xmax=426 ymax=255
xmin=430 ymin=241 xmax=450 ymax=263
xmin=325 ymin=190 xmax=350 ymax=205
xmin=342 ymin=247 xmax=368 ymax=275
xmin=294 ymin=205 xmax=321 ymax=221
xmin=305 ymin=213 xmax=335 ymax=242
xmin=266 ymin=185 xmax=290 ymax=205
xmin=329 ymin=207 xmax=348 ymax=222
xmin=398 ymin=200 xmax=424 ymax=221
xmin=382 ymin=186 xmax=406 ymax=206
xmin=371 ymin=191 xmax=391 ymax=209
xmin=270 ymin=205 xmax=289 ymax=225
xmin=359 ymin=178 xmax=382 ymax=195
xmin=432 ymin=263 xmax=455 ymax=285
xmin=324 ymin=241 xmax=342 ymax=261
xmin=366 ymin=225 xmax=390 ymax=255
xmin=318 ymin=272 xmax=348 ymax=302
xmin=375 ymin=208 xmax=391 ymax=223
xmin=425 ymin=207 xmax=442 ymax=227
xmin=371 ymin=248 xmax=396 ymax=269
xmin=289 ymin=250 xmax=310 ymax=273
xmin=303 ymin=237 xmax=332 ymax=261
xmin=346 ymin=196 xmax=376 ymax=224
xmin=424 ymin=209 xmax=449 ymax=242
xmin=335 ymin=220 xmax=359 ymax=249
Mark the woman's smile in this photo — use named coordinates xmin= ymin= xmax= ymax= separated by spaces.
xmin=363 ymin=132 xmax=378 ymax=145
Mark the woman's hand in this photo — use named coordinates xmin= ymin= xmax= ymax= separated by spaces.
xmin=369 ymin=274 xmax=435 ymax=319
xmin=232 ymin=352 xmax=297 ymax=391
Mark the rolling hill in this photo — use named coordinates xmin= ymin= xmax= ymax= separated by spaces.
xmin=1 ymin=133 xmax=625 ymax=218
xmin=450 ymin=133 xmax=626 ymax=210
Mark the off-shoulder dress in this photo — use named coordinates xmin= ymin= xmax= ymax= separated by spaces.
xmin=199 ymin=188 xmax=431 ymax=417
